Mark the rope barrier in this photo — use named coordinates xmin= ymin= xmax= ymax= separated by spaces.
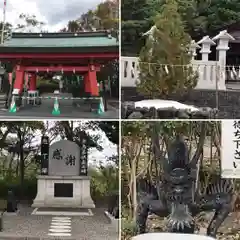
xmin=18 ymin=96 xmax=101 ymax=100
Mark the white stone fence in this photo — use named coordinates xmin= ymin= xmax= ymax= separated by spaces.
xmin=121 ymin=30 xmax=235 ymax=91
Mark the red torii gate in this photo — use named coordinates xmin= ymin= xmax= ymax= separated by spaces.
xmin=14 ymin=64 xmax=102 ymax=95
xmin=0 ymin=31 xmax=119 ymax=97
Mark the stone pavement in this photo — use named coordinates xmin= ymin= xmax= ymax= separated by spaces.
xmin=0 ymin=101 xmax=119 ymax=119
xmin=0 ymin=205 xmax=118 ymax=240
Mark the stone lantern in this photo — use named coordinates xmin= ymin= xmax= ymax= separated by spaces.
xmin=212 ymin=30 xmax=235 ymax=67
xmin=189 ymin=40 xmax=201 ymax=60
xmin=212 ymin=30 xmax=235 ymax=90
xmin=197 ymin=36 xmax=216 ymax=61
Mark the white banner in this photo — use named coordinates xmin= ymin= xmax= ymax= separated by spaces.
xmin=222 ymin=120 xmax=240 ymax=178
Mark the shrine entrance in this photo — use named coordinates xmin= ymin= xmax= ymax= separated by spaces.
xmin=0 ymin=31 xmax=119 ymax=117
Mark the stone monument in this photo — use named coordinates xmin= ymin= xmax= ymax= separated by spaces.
xmin=32 ymin=136 xmax=95 ymax=208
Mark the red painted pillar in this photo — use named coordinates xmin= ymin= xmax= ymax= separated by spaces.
xmin=88 ymin=65 xmax=99 ymax=96
xmin=29 ymin=73 xmax=37 ymax=91
xmin=84 ymin=73 xmax=90 ymax=94
xmin=8 ymin=73 xmax=13 ymax=85
xmin=13 ymin=65 xmax=25 ymax=94
xmin=24 ymin=72 xmax=29 ymax=89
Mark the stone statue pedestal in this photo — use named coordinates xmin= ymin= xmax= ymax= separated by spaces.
xmin=132 ymin=233 xmax=215 ymax=240
xmin=32 ymin=175 xmax=95 ymax=208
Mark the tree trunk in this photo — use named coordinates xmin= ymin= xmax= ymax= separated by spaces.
xmin=15 ymin=154 xmax=19 ymax=177
xmin=8 ymin=152 xmax=15 ymax=176
xmin=132 ymin=160 xmax=137 ymax=221
xmin=18 ymin=133 xmax=24 ymax=200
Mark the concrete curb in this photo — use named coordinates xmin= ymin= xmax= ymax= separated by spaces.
xmin=31 ymin=208 xmax=94 ymax=216
xmin=0 ymin=233 xmax=76 ymax=240
xmin=2 ymin=210 xmax=20 ymax=216
xmin=104 ymin=211 xmax=119 ymax=232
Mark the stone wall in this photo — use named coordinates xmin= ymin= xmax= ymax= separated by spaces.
xmin=121 ymin=87 xmax=240 ymax=119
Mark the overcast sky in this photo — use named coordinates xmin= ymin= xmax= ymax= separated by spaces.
xmin=4 ymin=121 xmax=117 ymax=167
xmin=0 ymin=0 xmax=104 ymax=32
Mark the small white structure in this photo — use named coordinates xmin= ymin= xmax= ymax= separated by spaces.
xmin=32 ymin=175 xmax=94 ymax=208
xmin=134 ymin=99 xmax=199 ymax=112
xmin=197 ymin=36 xmax=215 ymax=61
xmin=121 ymin=30 xmax=235 ymax=91
xmin=131 ymin=233 xmax=215 ymax=240
xmin=32 ymin=139 xmax=95 ymax=209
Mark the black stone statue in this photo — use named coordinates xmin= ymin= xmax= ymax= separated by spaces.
xmin=6 ymin=189 xmax=17 ymax=212
xmin=136 ymin=134 xmax=233 ymax=238
xmin=107 ymin=193 xmax=119 ymax=219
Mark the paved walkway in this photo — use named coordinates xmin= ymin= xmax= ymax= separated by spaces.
xmin=48 ymin=216 xmax=72 ymax=237
xmin=0 ymin=205 xmax=118 ymax=240
xmin=0 ymin=102 xmax=119 ymax=119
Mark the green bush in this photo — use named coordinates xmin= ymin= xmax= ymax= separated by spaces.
xmin=121 ymin=219 xmax=138 ymax=240
xmin=90 ymin=166 xmax=118 ymax=204
xmin=0 ymin=177 xmax=37 ymax=200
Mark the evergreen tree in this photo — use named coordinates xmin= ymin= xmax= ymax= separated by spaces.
xmin=137 ymin=0 xmax=198 ymax=98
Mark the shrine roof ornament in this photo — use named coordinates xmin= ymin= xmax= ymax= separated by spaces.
xmin=0 ymin=30 xmax=118 ymax=52
xmin=197 ymin=35 xmax=215 ymax=45
xmin=142 ymin=25 xmax=157 ymax=37
xmin=212 ymin=30 xmax=235 ymax=41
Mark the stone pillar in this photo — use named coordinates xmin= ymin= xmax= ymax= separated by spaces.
xmin=29 ymin=73 xmax=37 ymax=91
xmin=13 ymin=65 xmax=24 ymax=94
xmin=84 ymin=72 xmax=90 ymax=94
xmin=197 ymin=36 xmax=216 ymax=61
xmin=189 ymin=40 xmax=201 ymax=60
xmin=212 ymin=30 xmax=235 ymax=90
xmin=40 ymin=136 xmax=49 ymax=175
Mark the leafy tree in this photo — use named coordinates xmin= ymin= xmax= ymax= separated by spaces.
xmin=16 ymin=13 xmax=45 ymax=32
xmin=0 ymin=21 xmax=12 ymax=43
xmin=182 ymin=0 xmax=240 ymax=39
xmin=0 ymin=122 xmax=44 ymax=198
xmin=67 ymin=20 xmax=81 ymax=32
xmin=121 ymin=0 xmax=240 ymax=55
xmin=96 ymin=121 xmax=119 ymax=145
xmin=121 ymin=121 xmax=223 ymax=239
xmin=47 ymin=121 xmax=102 ymax=150
xmin=85 ymin=121 xmax=119 ymax=146
xmin=60 ymin=0 xmax=119 ymax=33
xmin=137 ymin=0 xmax=198 ymax=98
xmin=121 ymin=0 xmax=152 ymax=55
xmin=95 ymin=0 xmax=119 ymax=30
xmin=8 ymin=122 xmax=44 ymax=194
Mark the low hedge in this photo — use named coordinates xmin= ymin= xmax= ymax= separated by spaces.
xmin=0 ymin=177 xmax=115 ymax=202
xmin=0 ymin=178 xmax=37 ymax=200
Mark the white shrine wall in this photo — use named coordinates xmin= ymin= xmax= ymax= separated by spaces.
xmin=121 ymin=30 xmax=234 ymax=91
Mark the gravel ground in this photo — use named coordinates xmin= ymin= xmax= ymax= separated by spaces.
xmin=0 ymin=205 xmax=118 ymax=240
xmin=143 ymin=211 xmax=240 ymax=240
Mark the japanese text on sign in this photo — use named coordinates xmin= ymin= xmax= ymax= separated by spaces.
xmin=52 ymin=149 xmax=62 ymax=160
xmin=65 ymin=154 xmax=76 ymax=166
xmin=233 ymin=121 xmax=240 ymax=168
xmin=52 ymin=149 xmax=76 ymax=166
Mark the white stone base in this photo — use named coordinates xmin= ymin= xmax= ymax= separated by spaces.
xmin=32 ymin=175 xmax=95 ymax=208
xmin=31 ymin=208 xmax=93 ymax=216
xmin=104 ymin=211 xmax=119 ymax=233
xmin=3 ymin=210 xmax=20 ymax=216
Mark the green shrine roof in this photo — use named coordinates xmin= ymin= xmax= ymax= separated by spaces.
xmin=0 ymin=31 xmax=118 ymax=53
